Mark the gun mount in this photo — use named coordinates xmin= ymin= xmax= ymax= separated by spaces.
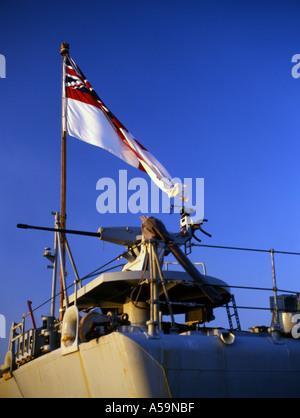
xmin=17 ymin=212 xmax=231 ymax=338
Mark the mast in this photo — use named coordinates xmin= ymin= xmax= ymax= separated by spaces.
xmin=60 ymin=42 xmax=69 ymax=320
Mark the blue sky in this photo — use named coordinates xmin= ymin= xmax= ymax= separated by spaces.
xmin=1 ymin=0 xmax=300 ymax=361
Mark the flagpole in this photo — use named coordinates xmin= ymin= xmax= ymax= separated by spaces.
xmin=60 ymin=42 xmax=69 ymax=320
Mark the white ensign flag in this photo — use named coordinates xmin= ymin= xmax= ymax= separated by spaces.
xmin=64 ymin=56 xmax=188 ymax=202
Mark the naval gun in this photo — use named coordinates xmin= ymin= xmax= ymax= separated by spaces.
xmin=17 ymin=210 xmax=231 ymax=333
xmin=97 ymin=207 xmax=211 ymax=260
xmin=98 ymin=211 xmax=223 ymax=305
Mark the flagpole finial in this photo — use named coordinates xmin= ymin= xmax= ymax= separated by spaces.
xmin=60 ymin=42 xmax=69 ymax=57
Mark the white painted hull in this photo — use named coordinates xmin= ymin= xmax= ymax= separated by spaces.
xmin=2 ymin=330 xmax=300 ymax=398
xmin=0 ymin=332 xmax=170 ymax=398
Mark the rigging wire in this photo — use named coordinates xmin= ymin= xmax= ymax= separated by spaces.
xmin=29 ymin=255 xmax=126 ymax=316
xmin=24 ymin=243 xmax=143 ymax=318
xmin=191 ymin=243 xmax=300 ymax=256
xmin=24 ymin=241 xmax=300 ymax=321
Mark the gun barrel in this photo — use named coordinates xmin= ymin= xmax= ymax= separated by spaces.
xmin=17 ymin=224 xmax=100 ymax=238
